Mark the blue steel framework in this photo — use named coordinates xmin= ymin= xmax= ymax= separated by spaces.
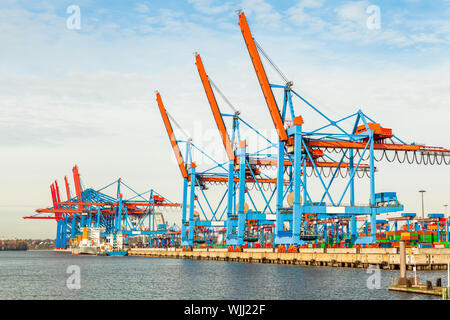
xmin=237 ymin=10 xmax=450 ymax=249
xmin=27 ymin=11 xmax=450 ymax=250
xmin=25 ymin=167 xmax=180 ymax=249
xmin=156 ymin=91 xmax=281 ymax=249
xmin=193 ymin=53 xmax=376 ymax=250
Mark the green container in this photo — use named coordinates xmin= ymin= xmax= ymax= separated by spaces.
xmin=440 ymin=242 xmax=449 ymax=248
xmin=419 ymin=234 xmax=433 ymax=242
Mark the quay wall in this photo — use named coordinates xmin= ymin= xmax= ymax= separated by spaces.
xmin=127 ymin=247 xmax=450 ymax=270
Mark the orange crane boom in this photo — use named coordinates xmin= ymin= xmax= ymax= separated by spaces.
xmin=156 ymin=92 xmax=189 ymax=179
xmin=238 ymin=11 xmax=288 ymax=141
xmin=64 ymin=176 xmax=71 ymax=201
xmin=195 ymin=53 xmax=235 ymax=161
xmin=72 ymin=165 xmax=83 ymax=211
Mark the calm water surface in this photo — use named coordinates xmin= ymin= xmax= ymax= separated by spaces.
xmin=0 ymin=251 xmax=445 ymax=300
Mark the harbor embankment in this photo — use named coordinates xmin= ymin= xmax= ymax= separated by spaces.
xmin=127 ymin=247 xmax=450 ymax=270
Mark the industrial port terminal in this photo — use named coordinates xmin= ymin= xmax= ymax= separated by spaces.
xmin=24 ymin=11 xmax=450 ymax=264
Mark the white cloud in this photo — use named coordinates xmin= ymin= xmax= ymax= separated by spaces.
xmin=286 ymin=0 xmax=326 ymax=31
xmin=135 ymin=3 xmax=150 ymax=14
xmin=188 ymin=0 xmax=233 ymax=15
xmin=320 ymin=1 xmax=450 ymax=47
xmin=240 ymin=0 xmax=282 ymax=28
xmin=335 ymin=0 xmax=369 ymax=24
xmin=330 ymin=0 xmax=372 ymax=40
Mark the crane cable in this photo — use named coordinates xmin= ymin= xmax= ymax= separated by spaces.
xmin=166 ymin=109 xmax=191 ymax=141
xmin=321 ymin=147 xmax=449 ymax=165
xmin=254 ymin=37 xmax=450 ymax=166
xmin=208 ymin=76 xmax=239 ymax=114
xmin=254 ymin=39 xmax=290 ymax=85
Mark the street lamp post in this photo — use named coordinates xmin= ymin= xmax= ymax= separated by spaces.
xmin=444 ymin=204 xmax=449 ymax=244
xmin=419 ymin=190 xmax=426 ymax=242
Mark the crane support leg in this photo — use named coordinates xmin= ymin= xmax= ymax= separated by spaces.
xmin=188 ymin=166 xmax=196 ymax=247
xmin=276 ymin=141 xmax=285 ymax=238
xmin=293 ymin=120 xmax=303 ymax=246
xmin=237 ymin=141 xmax=247 ymax=247
xmin=181 ymin=177 xmax=189 ymax=246
xmin=226 ymin=160 xmax=235 ymax=244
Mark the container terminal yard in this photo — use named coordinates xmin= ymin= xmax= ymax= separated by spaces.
xmin=24 ymin=12 xmax=450 ymax=267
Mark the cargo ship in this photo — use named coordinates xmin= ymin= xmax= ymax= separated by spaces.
xmin=106 ymin=232 xmax=128 ymax=256
xmin=71 ymin=226 xmax=103 ymax=255
xmin=95 ymin=232 xmax=128 ymax=256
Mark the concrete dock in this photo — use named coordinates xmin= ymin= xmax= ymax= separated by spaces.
xmin=388 ymin=284 xmax=444 ymax=296
xmin=128 ymin=247 xmax=450 ymax=270
xmin=53 ymin=248 xmax=71 ymax=253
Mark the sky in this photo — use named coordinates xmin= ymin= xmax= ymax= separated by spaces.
xmin=0 ymin=0 xmax=449 ymax=239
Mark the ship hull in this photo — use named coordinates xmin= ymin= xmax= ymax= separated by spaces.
xmin=72 ymin=246 xmax=98 ymax=255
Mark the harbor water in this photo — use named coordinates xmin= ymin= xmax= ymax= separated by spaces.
xmin=0 ymin=250 xmax=445 ymax=300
